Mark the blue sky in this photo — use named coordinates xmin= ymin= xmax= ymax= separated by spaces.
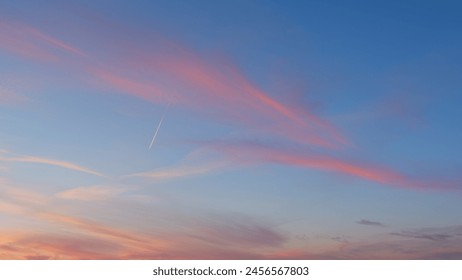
xmin=0 ymin=0 xmax=461 ymax=259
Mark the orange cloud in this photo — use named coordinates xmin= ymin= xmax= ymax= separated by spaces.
xmin=0 ymin=181 xmax=292 ymax=259
xmin=0 ymin=183 xmax=49 ymax=217
xmin=0 ymin=231 xmax=123 ymax=259
xmin=3 ymin=177 xmax=457 ymax=260
xmin=0 ymin=186 xmax=173 ymax=259
xmin=0 ymin=207 xmax=287 ymax=259
xmin=0 ymin=214 xmax=289 ymax=259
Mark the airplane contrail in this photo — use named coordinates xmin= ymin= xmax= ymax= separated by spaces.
xmin=148 ymin=104 xmax=169 ymax=150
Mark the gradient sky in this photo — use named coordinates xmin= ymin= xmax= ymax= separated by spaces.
xmin=1 ymin=0 xmax=462 ymax=260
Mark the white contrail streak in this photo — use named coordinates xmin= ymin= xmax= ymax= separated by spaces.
xmin=148 ymin=104 xmax=170 ymax=150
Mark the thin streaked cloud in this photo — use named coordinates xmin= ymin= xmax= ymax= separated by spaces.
xmin=0 ymin=154 xmax=105 ymax=177
xmin=204 ymin=141 xmax=457 ymax=191
xmin=56 ymin=185 xmax=134 ymax=201
xmin=130 ymin=161 xmax=228 ymax=181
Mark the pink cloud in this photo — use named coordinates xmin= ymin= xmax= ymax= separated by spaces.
xmin=92 ymin=49 xmax=346 ymax=148
xmin=206 ymin=141 xmax=456 ymax=190
xmin=27 ymin=27 xmax=87 ymax=58
xmin=1 ymin=19 xmax=454 ymax=193
xmin=2 ymin=19 xmax=344 ymax=148
xmin=0 ymin=20 xmax=86 ymax=62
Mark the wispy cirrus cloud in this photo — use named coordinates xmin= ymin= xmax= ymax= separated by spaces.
xmin=129 ymin=148 xmax=231 ymax=181
xmin=0 ymin=20 xmax=86 ymax=61
xmin=1 ymin=18 xmax=454 ymax=193
xmin=91 ymin=49 xmax=345 ymax=148
xmin=203 ymin=140 xmax=462 ymax=191
xmin=56 ymin=185 xmax=134 ymax=201
xmin=0 ymin=4 xmax=460 ymax=262
xmin=0 ymin=190 xmax=288 ymax=259
xmin=0 ymin=184 xmax=172 ymax=259
xmin=0 ymin=153 xmax=105 ymax=177
xmin=205 ymin=141 xmax=423 ymax=189
xmin=0 ymin=180 xmax=288 ymax=260
xmin=130 ymin=161 xmax=228 ymax=181
xmin=2 ymin=177 xmax=462 ymax=260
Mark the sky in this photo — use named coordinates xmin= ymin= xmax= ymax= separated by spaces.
xmin=0 ymin=0 xmax=461 ymax=259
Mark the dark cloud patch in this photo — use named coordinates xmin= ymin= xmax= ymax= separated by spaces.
xmin=330 ymin=235 xmax=350 ymax=244
xmin=390 ymin=232 xmax=452 ymax=241
xmin=357 ymin=219 xmax=385 ymax=227
xmin=390 ymin=225 xmax=462 ymax=242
